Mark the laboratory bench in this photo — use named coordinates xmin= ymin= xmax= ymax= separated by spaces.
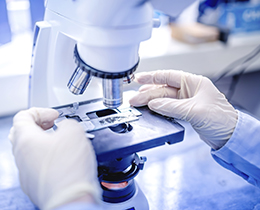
xmin=1 ymin=112 xmax=260 ymax=210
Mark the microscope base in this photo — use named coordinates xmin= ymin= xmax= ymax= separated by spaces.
xmin=101 ymin=182 xmax=149 ymax=210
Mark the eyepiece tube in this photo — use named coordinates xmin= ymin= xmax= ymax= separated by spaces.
xmin=102 ymin=78 xmax=123 ymax=108
xmin=67 ymin=66 xmax=92 ymax=95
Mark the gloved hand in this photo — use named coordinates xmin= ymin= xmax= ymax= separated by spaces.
xmin=8 ymin=108 xmax=102 ymax=210
xmin=129 ymin=70 xmax=238 ymax=150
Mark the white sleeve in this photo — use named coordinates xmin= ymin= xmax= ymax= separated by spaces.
xmin=211 ymin=110 xmax=260 ymax=187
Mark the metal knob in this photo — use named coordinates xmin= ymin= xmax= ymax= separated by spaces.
xmin=123 ymin=73 xmax=135 ymax=84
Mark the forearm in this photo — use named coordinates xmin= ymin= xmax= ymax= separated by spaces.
xmin=211 ymin=110 xmax=260 ymax=187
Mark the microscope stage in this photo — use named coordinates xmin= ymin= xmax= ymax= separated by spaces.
xmin=53 ymin=97 xmax=184 ymax=162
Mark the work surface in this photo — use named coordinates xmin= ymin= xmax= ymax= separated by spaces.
xmin=1 ymin=114 xmax=260 ymax=210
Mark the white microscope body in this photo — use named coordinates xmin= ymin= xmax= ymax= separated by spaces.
xmin=29 ymin=0 xmax=153 ymax=108
xmin=29 ymin=0 xmax=195 ymax=108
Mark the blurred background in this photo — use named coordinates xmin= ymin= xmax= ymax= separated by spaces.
xmin=1 ymin=0 xmax=260 ymax=117
xmin=0 ymin=0 xmax=44 ymax=116
xmin=1 ymin=1 xmax=260 ymax=210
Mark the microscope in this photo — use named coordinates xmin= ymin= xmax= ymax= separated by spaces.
xmin=29 ymin=0 xmax=154 ymax=108
xmin=29 ymin=0 xmax=194 ymax=209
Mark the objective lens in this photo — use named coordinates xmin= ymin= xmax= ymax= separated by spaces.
xmin=102 ymin=78 xmax=123 ymax=108
xmin=67 ymin=66 xmax=92 ymax=95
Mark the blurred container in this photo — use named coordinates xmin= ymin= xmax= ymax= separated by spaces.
xmin=6 ymin=0 xmax=31 ymax=34
xmin=0 ymin=0 xmax=12 ymax=45
xmin=218 ymin=2 xmax=260 ymax=33
xmin=198 ymin=0 xmax=260 ymax=34
xmin=29 ymin=0 xmax=44 ymax=30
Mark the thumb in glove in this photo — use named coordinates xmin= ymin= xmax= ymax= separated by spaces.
xmin=9 ymin=107 xmax=102 ymax=210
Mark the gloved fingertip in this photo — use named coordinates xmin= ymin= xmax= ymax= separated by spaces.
xmin=147 ymin=98 xmax=182 ymax=119
xmin=41 ymin=122 xmax=55 ymax=130
xmin=129 ymin=98 xmax=140 ymax=107
xmin=147 ymin=98 xmax=172 ymax=118
xmin=138 ymin=84 xmax=155 ymax=92
xmin=147 ymin=98 xmax=162 ymax=109
xmin=129 ymin=94 xmax=147 ymax=107
xmin=40 ymin=108 xmax=59 ymax=120
xmin=134 ymin=72 xmax=152 ymax=84
xmin=27 ymin=107 xmax=59 ymax=125
xmin=56 ymin=119 xmax=85 ymax=135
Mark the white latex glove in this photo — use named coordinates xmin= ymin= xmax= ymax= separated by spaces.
xmin=8 ymin=108 xmax=102 ymax=210
xmin=129 ymin=70 xmax=238 ymax=150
